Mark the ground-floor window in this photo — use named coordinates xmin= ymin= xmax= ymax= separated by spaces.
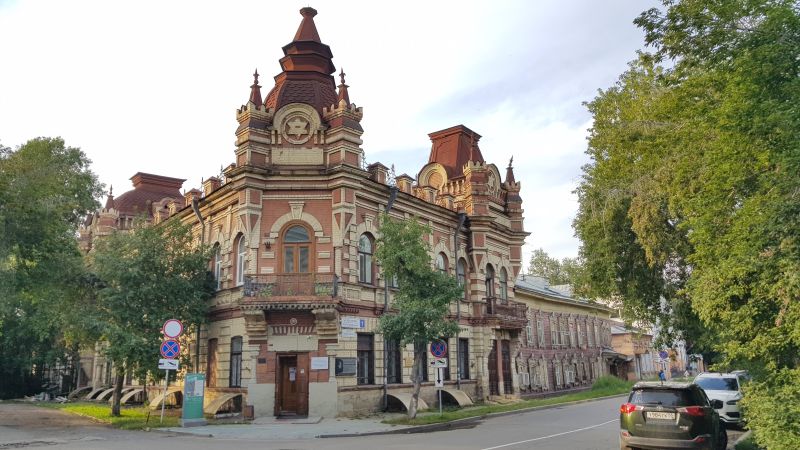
xmin=357 ymin=333 xmax=374 ymax=385
xmin=458 ymin=338 xmax=470 ymax=380
xmin=414 ymin=342 xmax=428 ymax=382
xmin=387 ymin=339 xmax=402 ymax=384
xmin=229 ymin=336 xmax=242 ymax=387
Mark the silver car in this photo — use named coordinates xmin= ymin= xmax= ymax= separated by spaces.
xmin=693 ymin=373 xmax=743 ymax=425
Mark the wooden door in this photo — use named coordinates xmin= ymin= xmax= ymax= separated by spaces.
xmin=488 ymin=341 xmax=499 ymax=396
xmin=501 ymin=340 xmax=513 ymax=394
xmin=278 ymin=356 xmax=299 ymax=415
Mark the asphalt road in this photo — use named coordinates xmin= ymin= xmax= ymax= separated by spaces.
xmin=0 ymin=397 xmax=742 ymax=450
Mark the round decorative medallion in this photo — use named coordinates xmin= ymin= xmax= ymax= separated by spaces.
xmin=282 ymin=113 xmax=313 ymax=144
xmin=289 ymin=317 xmax=298 ymax=325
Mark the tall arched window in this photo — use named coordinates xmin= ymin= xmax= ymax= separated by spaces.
xmin=283 ymin=225 xmax=311 ymax=273
xmin=499 ymin=267 xmax=508 ymax=301
xmin=213 ymin=244 xmax=222 ymax=290
xmin=235 ymin=235 xmax=246 ymax=286
xmin=358 ymin=234 xmax=373 ymax=283
xmin=485 ymin=264 xmax=496 ymax=299
xmin=457 ymin=259 xmax=467 ymax=299
xmin=436 ymin=253 xmax=448 ymax=273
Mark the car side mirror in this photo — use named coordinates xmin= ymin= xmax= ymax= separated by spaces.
xmin=711 ymin=399 xmax=723 ymax=409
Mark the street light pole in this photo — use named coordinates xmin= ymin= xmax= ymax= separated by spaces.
xmin=191 ymin=197 xmax=205 ymax=374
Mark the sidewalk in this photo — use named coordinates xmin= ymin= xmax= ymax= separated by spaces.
xmin=162 ymin=415 xmax=413 ymax=440
xmin=162 ymin=393 xmax=629 ymax=440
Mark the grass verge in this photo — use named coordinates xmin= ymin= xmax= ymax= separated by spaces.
xmin=36 ymin=402 xmax=180 ymax=430
xmin=735 ymin=434 xmax=761 ymax=450
xmin=384 ymin=376 xmax=634 ymax=426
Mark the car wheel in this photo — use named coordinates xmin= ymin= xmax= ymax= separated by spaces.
xmin=717 ymin=425 xmax=728 ymax=450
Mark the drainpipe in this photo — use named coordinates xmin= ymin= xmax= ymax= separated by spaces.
xmin=454 ymin=212 xmax=467 ymax=390
xmin=382 ymin=186 xmax=399 ymax=410
xmin=191 ymin=197 xmax=205 ymax=374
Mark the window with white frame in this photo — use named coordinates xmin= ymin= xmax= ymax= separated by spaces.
xmin=236 ymin=235 xmax=246 ymax=286
xmin=537 ymin=318 xmax=545 ymax=347
xmin=358 ymin=234 xmax=374 ymax=284
xmin=436 ymin=253 xmax=448 ymax=273
xmin=499 ymin=267 xmax=508 ymax=301
xmin=213 ymin=244 xmax=222 ymax=290
xmin=526 ymin=323 xmax=534 ymax=345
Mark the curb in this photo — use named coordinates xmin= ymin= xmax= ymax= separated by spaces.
xmin=317 ymin=392 xmax=628 ymax=438
xmin=731 ymin=429 xmax=752 ymax=449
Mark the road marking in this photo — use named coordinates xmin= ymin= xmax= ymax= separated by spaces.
xmin=480 ymin=419 xmax=617 ymax=450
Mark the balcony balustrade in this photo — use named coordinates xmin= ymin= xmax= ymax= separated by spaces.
xmin=485 ymin=296 xmax=528 ymax=329
xmin=243 ymin=273 xmax=338 ymax=298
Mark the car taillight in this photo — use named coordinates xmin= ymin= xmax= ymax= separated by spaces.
xmin=677 ymin=406 xmax=706 ymax=416
xmin=620 ymin=403 xmax=638 ymax=414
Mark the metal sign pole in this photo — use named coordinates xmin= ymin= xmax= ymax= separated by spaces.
xmin=160 ymin=369 xmax=169 ymax=423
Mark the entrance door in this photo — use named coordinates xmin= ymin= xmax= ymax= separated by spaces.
xmin=501 ymin=340 xmax=513 ymax=394
xmin=278 ymin=356 xmax=299 ymax=415
xmin=488 ymin=341 xmax=499 ymax=396
xmin=277 ymin=355 xmax=309 ymax=416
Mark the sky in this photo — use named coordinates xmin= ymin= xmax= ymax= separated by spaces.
xmin=0 ymin=0 xmax=657 ymax=263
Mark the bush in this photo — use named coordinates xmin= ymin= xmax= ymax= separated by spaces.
xmin=741 ymin=368 xmax=800 ymax=450
xmin=592 ymin=375 xmax=632 ymax=392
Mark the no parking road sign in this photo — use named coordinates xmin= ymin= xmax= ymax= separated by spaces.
xmin=430 ymin=340 xmax=448 ymax=358
xmin=160 ymin=339 xmax=181 ymax=359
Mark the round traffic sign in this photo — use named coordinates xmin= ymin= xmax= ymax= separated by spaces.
xmin=430 ymin=340 xmax=448 ymax=358
xmin=163 ymin=319 xmax=183 ymax=338
xmin=160 ymin=339 xmax=181 ymax=359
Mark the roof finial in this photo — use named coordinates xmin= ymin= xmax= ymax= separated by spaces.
xmin=109 ymin=185 xmax=113 ymax=196
xmin=337 ymin=67 xmax=350 ymax=105
xmin=508 ymin=156 xmax=514 ymax=168
xmin=248 ymin=68 xmax=263 ymax=107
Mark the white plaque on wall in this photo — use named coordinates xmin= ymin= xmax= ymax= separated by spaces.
xmin=311 ymin=357 xmax=329 ymax=370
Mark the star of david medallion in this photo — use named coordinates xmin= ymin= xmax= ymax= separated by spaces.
xmin=282 ymin=114 xmax=312 ymax=144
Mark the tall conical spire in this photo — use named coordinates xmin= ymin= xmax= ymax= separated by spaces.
xmin=294 ymin=7 xmax=321 ymax=42
xmin=104 ymin=185 xmax=114 ymax=210
xmin=337 ymin=68 xmax=350 ymax=105
xmin=505 ymin=156 xmax=516 ymax=184
xmin=248 ymin=69 xmax=263 ymax=107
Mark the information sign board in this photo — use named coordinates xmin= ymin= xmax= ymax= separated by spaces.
xmin=181 ymin=373 xmax=206 ymax=427
xmin=341 ymin=316 xmax=366 ymax=329
xmin=158 ymin=358 xmax=179 ymax=370
xmin=311 ymin=357 xmax=329 ymax=370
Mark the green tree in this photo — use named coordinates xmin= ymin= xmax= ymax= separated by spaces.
xmin=526 ymin=248 xmax=583 ymax=287
xmin=0 ymin=138 xmax=102 ymax=398
xmin=575 ymin=1 xmax=800 ymax=447
xmin=88 ymin=219 xmax=213 ymax=416
xmin=375 ymin=214 xmax=461 ymax=418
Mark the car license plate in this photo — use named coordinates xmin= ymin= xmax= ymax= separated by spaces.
xmin=646 ymin=412 xmax=676 ymax=420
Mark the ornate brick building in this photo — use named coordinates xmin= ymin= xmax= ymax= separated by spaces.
xmin=79 ymin=7 xmax=616 ymax=417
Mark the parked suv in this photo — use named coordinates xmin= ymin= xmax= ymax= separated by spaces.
xmin=620 ymin=381 xmax=727 ymax=450
xmin=694 ymin=372 xmax=744 ymax=426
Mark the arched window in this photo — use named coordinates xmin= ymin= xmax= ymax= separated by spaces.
xmin=499 ymin=267 xmax=508 ymax=301
xmin=358 ymin=234 xmax=373 ymax=284
xmin=457 ymin=258 xmax=467 ymax=299
xmin=485 ymin=264 xmax=496 ymax=298
xmin=213 ymin=244 xmax=222 ymax=290
xmin=283 ymin=225 xmax=311 ymax=273
xmin=235 ymin=235 xmax=246 ymax=286
xmin=436 ymin=253 xmax=448 ymax=273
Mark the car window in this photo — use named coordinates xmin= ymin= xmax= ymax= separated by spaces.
xmin=696 ymin=377 xmax=738 ymax=391
xmin=629 ymin=389 xmax=699 ymax=407
xmin=696 ymin=387 xmax=711 ymax=406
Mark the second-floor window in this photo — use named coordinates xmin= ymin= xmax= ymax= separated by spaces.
xmin=358 ymin=234 xmax=373 ymax=284
xmin=283 ymin=225 xmax=311 ymax=273
xmin=457 ymin=259 xmax=467 ymax=299
xmin=436 ymin=253 xmax=448 ymax=273
xmin=499 ymin=268 xmax=508 ymax=301
xmin=213 ymin=245 xmax=222 ymax=290
xmin=236 ymin=235 xmax=246 ymax=286
xmin=485 ymin=265 xmax=496 ymax=299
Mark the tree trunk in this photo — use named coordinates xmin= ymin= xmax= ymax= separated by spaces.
xmin=408 ymin=348 xmax=424 ymax=419
xmin=110 ymin=366 xmax=125 ymax=417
